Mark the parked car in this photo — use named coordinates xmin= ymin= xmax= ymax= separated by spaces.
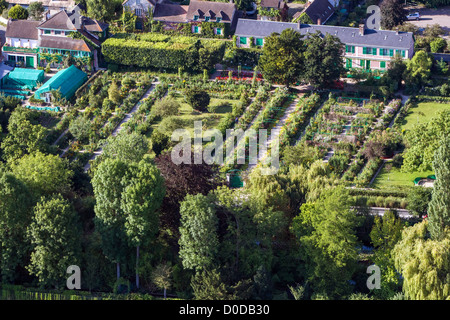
xmin=406 ymin=12 xmax=420 ymax=20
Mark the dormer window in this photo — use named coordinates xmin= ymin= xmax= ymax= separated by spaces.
xmin=194 ymin=15 xmax=199 ymax=21
xmin=216 ymin=17 xmax=221 ymax=22
xmin=205 ymin=16 xmax=210 ymax=22
xmin=44 ymin=30 xmax=51 ymax=35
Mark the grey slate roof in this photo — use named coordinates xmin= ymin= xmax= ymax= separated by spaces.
xmin=5 ymin=20 xmax=41 ymax=40
xmin=235 ymin=19 xmax=414 ymax=49
xmin=303 ymin=0 xmax=334 ymax=24
xmin=186 ymin=0 xmax=235 ymax=23
xmin=38 ymin=10 xmax=77 ymax=31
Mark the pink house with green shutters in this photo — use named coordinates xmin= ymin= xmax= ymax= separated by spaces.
xmin=235 ymin=19 xmax=415 ymax=72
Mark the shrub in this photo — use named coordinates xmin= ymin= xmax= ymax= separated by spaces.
xmin=151 ymin=96 xmax=181 ymax=118
xmin=184 ymin=88 xmax=210 ymax=112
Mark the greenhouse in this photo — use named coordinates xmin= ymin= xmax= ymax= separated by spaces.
xmin=1 ymin=68 xmax=45 ymax=90
xmin=34 ymin=65 xmax=87 ymax=102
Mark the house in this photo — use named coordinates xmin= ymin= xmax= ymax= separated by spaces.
xmin=293 ymin=0 xmax=336 ymax=25
xmin=185 ymin=0 xmax=237 ymax=35
xmin=234 ymin=19 xmax=415 ymax=71
xmin=122 ymin=0 xmax=158 ymax=18
xmin=258 ymin=0 xmax=289 ymax=21
xmin=6 ymin=0 xmax=77 ymax=17
xmin=34 ymin=65 xmax=87 ymax=102
xmin=3 ymin=19 xmax=41 ymax=68
xmin=2 ymin=9 xmax=108 ymax=69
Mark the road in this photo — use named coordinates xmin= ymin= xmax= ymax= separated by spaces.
xmin=405 ymin=5 xmax=450 ymax=36
xmin=364 ymin=207 xmax=414 ymax=220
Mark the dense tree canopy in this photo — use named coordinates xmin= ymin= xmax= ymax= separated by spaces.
xmin=380 ymin=0 xmax=406 ymax=30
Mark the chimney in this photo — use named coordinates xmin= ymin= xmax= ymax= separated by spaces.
xmin=359 ymin=24 xmax=365 ymax=36
xmin=317 ymin=18 xmax=321 ymax=25
xmin=395 ymin=27 xmax=399 ymax=35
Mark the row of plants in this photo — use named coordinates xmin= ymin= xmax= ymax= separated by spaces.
xmin=235 ymin=86 xmax=271 ymax=130
xmin=278 ymin=93 xmax=322 ymax=148
xmin=353 ymin=195 xmax=408 ymax=209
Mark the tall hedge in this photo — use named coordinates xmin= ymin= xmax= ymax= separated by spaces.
xmin=102 ymin=34 xmax=225 ymax=72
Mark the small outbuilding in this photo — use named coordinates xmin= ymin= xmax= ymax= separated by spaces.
xmin=35 ymin=65 xmax=87 ymax=103
xmin=1 ymin=67 xmax=45 ymax=90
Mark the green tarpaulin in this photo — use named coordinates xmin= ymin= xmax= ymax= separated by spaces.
xmin=1 ymin=68 xmax=45 ymax=90
xmin=35 ymin=65 xmax=87 ymax=101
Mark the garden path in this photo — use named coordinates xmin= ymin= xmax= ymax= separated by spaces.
xmin=82 ymin=81 xmax=160 ymax=172
xmin=247 ymin=97 xmax=299 ymax=171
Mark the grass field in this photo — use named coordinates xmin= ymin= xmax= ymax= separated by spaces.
xmin=150 ymin=92 xmax=237 ymax=139
xmin=400 ymin=101 xmax=450 ymax=131
xmin=372 ymin=162 xmax=434 ymax=188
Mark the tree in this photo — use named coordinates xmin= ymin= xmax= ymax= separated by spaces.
xmin=184 ymin=88 xmax=210 ymax=112
xmin=302 ymin=32 xmax=345 ymax=88
xmin=259 ymin=28 xmax=304 ymax=87
xmin=384 ymin=54 xmax=407 ymax=88
xmin=406 ymin=187 xmax=432 ymax=217
xmin=179 ymin=193 xmax=219 ymax=271
xmin=404 ymin=50 xmax=433 ymax=88
xmin=151 ymin=262 xmax=173 ymax=299
xmin=427 ymin=136 xmax=450 ymax=240
xmin=392 ymin=221 xmax=450 ymax=300
xmin=402 ymin=109 xmax=450 ymax=172
xmin=108 ymin=80 xmax=121 ymax=105
xmin=380 ymin=0 xmax=406 ymax=30
xmin=92 ymin=158 xmax=130 ymax=280
xmin=86 ymin=0 xmax=116 ymax=21
xmin=8 ymin=4 xmax=29 ymax=20
xmin=1 ymin=108 xmax=47 ymax=163
xmin=430 ymin=37 xmax=447 ymax=53
xmin=27 ymin=194 xmax=82 ymax=288
xmin=11 ymin=151 xmax=73 ymax=200
xmin=0 ymin=171 xmax=33 ymax=283
xmin=27 ymin=1 xmax=44 ymax=20
xmin=154 ymin=151 xmax=221 ymax=243
xmin=291 ymin=186 xmax=361 ymax=298
xmin=121 ymin=160 xmax=165 ymax=289
xmin=369 ymin=210 xmax=405 ymax=299
xmin=190 ymin=268 xmax=230 ymax=300
xmin=151 ymin=96 xmax=181 ymax=118
xmin=101 ymin=131 xmax=149 ymax=164
xmin=0 ymin=0 xmax=8 ymax=15
xmin=69 ymin=115 xmax=92 ymax=143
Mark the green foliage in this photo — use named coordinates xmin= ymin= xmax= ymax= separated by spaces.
xmin=259 ymin=28 xmax=304 ymax=87
xmin=102 ymin=35 xmax=225 ymax=73
xmin=430 ymin=37 xmax=447 ymax=53
xmin=427 ymin=136 xmax=450 ymax=240
xmin=69 ymin=115 xmax=91 ymax=143
xmin=191 ymin=268 xmax=230 ymax=300
xmin=292 ymin=186 xmax=361 ymax=298
xmin=86 ymin=0 xmax=116 ymax=21
xmin=392 ymin=221 xmax=450 ymax=300
xmin=0 ymin=171 xmax=33 ymax=283
xmin=402 ymin=109 xmax=450 ymax=172
xmin=223 ymin=47 xmax=262 ymax=68
xmin=380 ymin=0 xmax=406 ymax=30
xmin=8 ymin=4 xmax=28 ymax=19
xmin=404 ymin=50 xmax=433 ymax=88
xmin=184 ymin=88 xmax=210 ymax=112
xmin=369 ymin=210 xmax=404 ymax=299
xmin=27 ymin=194 xmax=82 ymax=289
xmin=101 ymin=131 xmax=149 ymax=164
xmin=151 ymin=96 xmax=180 ymax=118
xmin=179 ymin=194 xmax=219 ymax=271
xmin=1 ymin=108 xmax=48 ymax=163
xmin=11 ymin=151 xmax=73 ymax=200
xmin=27 ymin=1 xmax=44 ymax=20
xmin=292 ymin=12 xmax=313 ymax=24
xmin=406 ymin=187 xmax=432 ymax=217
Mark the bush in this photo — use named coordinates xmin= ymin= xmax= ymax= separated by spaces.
xmin=151 ymin=96 xmax=181 ymax=118
xmin=184 ymin=88 xmax=210 ymax=112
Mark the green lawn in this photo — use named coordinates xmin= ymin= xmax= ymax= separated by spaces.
xmin=372 ymin=163 xmax=434 ymax=188
xmin=400 ymin=101 xmax=450 ymax=131
xmin=149 ymin=92 xmax=237 ymax=139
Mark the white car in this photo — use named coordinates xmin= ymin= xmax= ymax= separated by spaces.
xmin=406 ymin=12 xmax=420 ymax=20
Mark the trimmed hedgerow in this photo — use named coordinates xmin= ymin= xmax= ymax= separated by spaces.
xmin=102 ymin=34 xmax=226 ymax=73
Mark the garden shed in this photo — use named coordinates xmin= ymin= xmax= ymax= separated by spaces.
xmin=35 ymin=65 xmax=87 ymax=102
xmin=1 ymin=68 xmax=45 ymax=90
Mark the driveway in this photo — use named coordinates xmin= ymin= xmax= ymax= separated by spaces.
xmin=405 ymin=5 xmax=450 ymax=36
